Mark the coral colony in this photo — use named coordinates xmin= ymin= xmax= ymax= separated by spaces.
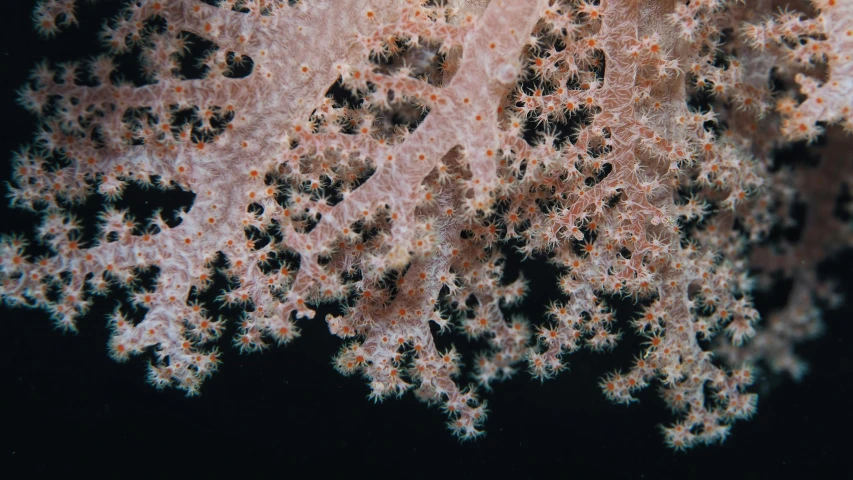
xmin=2 ymin=0 xmax=850 ymax=448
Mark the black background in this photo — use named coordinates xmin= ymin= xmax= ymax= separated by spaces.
xmin=1 ymin=1 xmax=851 ymax=477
